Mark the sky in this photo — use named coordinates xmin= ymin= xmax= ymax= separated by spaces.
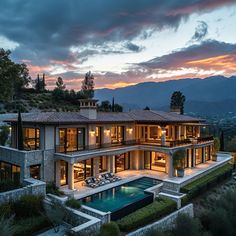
xmin=0 ymin=0 xmax=236 ymax=90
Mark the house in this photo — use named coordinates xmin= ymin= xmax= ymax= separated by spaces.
xmin=0 ymin=99 xmax=219 ymax=190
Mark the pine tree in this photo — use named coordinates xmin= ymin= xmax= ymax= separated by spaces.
xmin=170 ymin=91 xmax=186 ymax=115
xmin=81 ymin=71 xmax=95 ymax=99
xmin=111 ymin=97 xmax=115 ymax=112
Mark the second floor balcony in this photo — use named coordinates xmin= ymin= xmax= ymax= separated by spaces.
xmin=55 ymin=136 xmax=214 ymax=154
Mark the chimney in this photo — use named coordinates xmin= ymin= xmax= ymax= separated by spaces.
xmin=79 ymin=99 xmax=98 ymax=119
xmin=170 ymin=106 xmax=181 ymax=115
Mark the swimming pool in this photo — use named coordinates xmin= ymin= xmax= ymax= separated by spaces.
xmin=80 ymin=177 xmax=161 ymax=220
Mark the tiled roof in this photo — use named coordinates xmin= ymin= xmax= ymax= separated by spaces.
xmin=5 ymin=110 xmax=203 ymax=124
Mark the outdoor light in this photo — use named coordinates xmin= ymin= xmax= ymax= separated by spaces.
xmin=90 ymin=130 xmax=95 ymax=136
xmin=127 ymin=128 xmax=133 ymax=134
xmin=104 ymin=129 xmax=110 ymax=136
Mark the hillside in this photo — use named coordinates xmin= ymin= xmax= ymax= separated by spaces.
xmin=95 ymin=75 xmax=236 ymax=114
xmin=0 ymin=92 xmax=80 ymax=113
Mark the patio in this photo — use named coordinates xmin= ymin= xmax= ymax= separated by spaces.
xmin=60 ymin=152 xmax=232 ymax=199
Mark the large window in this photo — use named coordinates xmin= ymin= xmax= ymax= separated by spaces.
xmin=115 ymin=153 xmax=130 ymax=173
xmin=60 ymin=160 xmax=68 ymax=185
xmin=149 ymin=127 xmax=158 ymax=139
xmin=74 ymin=159 xmax=93 ymax=182
xmin=111 ymin=126 xmax=124 ymax=144
xmin=59 ymin=128 xmax=85 ymax=153
xmin=0 ymin=161 xmax=20 ymax=184
xmin=23 ymin=128 xmax=40 ymax=150
xmin=96 ymin=127 xmax=102 ymax=147
xmin=144 ymin=152 xmax=167 ymax=172
xmin=195 ymin=148 xmax=203 ymax=165
xmin=99 ymin=156 xmax=108 ymax=173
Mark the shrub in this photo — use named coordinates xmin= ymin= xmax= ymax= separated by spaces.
xmin=181 ymin=164 xmax=232 ymax=199
xmin=0 ymin=202 xmax=13 ymax=218
xmin=13 ymin=216 xmax=49 ymax=236
xmin=46 ymin=182 xmax=64 ymax=196
xmin=100 ymin=222 xmax=120 ymax=236
xmin=0 ymin=180 xmax=21 ymax=193
xmin=14 ymin=195 xmax=43 ymax=218
xmin=117 ymin=198 xmax=176 ymax=232
xmin=172 ymin=214 xmax=202 ymax=236
xmin=0 ymin=215 xmax=14 ymax=236
xmin=65 ymin=198 xmax=81 ymax=209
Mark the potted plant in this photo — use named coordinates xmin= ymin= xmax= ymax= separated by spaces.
xmin=173 ymin=149 xmax=186 ymax=177
xmin=212 ymin=137 xmax=220 ymax=161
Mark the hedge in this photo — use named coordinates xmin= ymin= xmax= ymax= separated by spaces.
xmin=100 ymin=222 xmax=120 ymax=236
xmin=180 ymin=163 xmax=232 ymax=200
xmin=117 ymin=197 xmax=176 ymax=232
xmin=65 ymin=198 xmax=81 ymax=209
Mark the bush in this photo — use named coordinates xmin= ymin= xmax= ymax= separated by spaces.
xmin=65 ymin=198 xmax=81 ymax=209
xmin=117 ymin=198 xmax=176 ymax=232
xmin=0 ymin=202 xmax=13 ymax=218
xmin=100 ymin=222 xmax=120 ymax=236
xmin=0 ymin=180 xmax=21 ymax=193
xmin=14 ymin=195 xmax=43 ymax=218
xmin=46 ymin=182 xmax=64 ymax=196
xmin=181 ymin=164 xmax=232 ymax=199
xmin=13 ymin=216 xmax=49 ymax=236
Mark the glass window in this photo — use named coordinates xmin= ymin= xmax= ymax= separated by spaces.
xmin=85 ymin=159 xmax=93 ymax=179
xmin=111 ymin=126 xmax=124 ymax=144
xmin=23 ymin=128 xmax=40 ymax=150
xmin=0 ymin=161 xmax=20 ymax=184
xmin=151 ymin=152 xmax=166 ymax=172
xmin=59 ymin=128 xmax=85 ymax=152
xmin=149 ymin=127 xmax=158 ymax=139
xmin=60 ymin=160 xmax=68 ymax=185
xmin=99 ymin=156 xmax=108 ymax=173
xmin=115 ymin=154 xmax=125 ymax=172
xmin=74 ymin=162 xmax=85 ymax=182
xmin=195 ymin=148 xmax=203 ymax=165
xmin=96 ymin=127 xmax=101 ymax=146
xmin=30 ymin=165 xmax=41 ymax=180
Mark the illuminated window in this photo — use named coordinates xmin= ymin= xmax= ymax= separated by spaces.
xmin=23 ymin=128 xmax=40 ymax=150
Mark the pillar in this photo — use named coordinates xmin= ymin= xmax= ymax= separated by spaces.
xmin=68 ymin=163 xmax=74 ymax=190
xmin=93 ymin=157 xmax=100 ymax=177
xmin=168 ymin=153 xmax=174 ymax=178
xmin=160 ymin=126 xmax=166 ymax=146
xmin=55 ymin=160 xmax=61 ymax=188
xmin=192 ymin=148 xmax=196 ymax=168
xmin=202 ymin=147 xmax=206 ymax=163
xmin=108 ymin=155 xmax=115 ymax=173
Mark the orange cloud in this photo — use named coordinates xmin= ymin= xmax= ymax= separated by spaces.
xmin=187 ymin=54 xmax=236 ymax=71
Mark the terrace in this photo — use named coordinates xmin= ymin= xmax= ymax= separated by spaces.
xmin=61 ymin=152 xmax=232 ymax=199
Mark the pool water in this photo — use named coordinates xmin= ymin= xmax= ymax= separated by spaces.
xmin=80 ymin=177 xmax=160 ymax=213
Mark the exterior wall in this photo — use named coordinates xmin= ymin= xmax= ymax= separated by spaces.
xmin=127 ymin=204 xmax=194 ymax=236
xmin=44 ymin=125 xmax=55 ymax=149
xmin=0 ymin=178 xmax=46 ymax=204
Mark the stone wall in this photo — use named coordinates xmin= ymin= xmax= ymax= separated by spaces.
xmin=0 ymin=178 xmax=46 ymax=204
xmin=127 ymin=204 xmax=194 ymax=236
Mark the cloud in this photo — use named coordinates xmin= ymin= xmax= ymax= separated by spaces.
xmin=191 ymin=21 xmax=208 ymax=42
xmin=140 ymin=40 xmax=236 ymax=71
xmin=0 ymin=0 xmax=235 ymax=65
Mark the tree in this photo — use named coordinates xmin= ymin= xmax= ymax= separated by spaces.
xmin=220 ymin=130 xmax=225 ymax=151
xmin=144 ymin=106 xmax=150 ymax=110
xmin=112 ymin=97 xmax=115 ymax=112
xmin=56 ymin=77 xmax=66 ymax=90
xmin=0 ymin=125 xmax=10 ymax=146
xmin=17 ymin=111 xmax=24 ymax=150
xmin=81 ymin=71 xmax=95 ymax=99
xmin=170 ymin=91 xmax=186 ymax=115
xmin=98 ymin=100 xmax=123 ymax=112
xmin=0 ymin=49 xmax=31 ymax=101
xmin=35 ymin=74 xmax=46 ymax=92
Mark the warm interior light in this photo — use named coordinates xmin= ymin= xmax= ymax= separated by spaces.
xmin=104 ymin=129 xmax=110 ymax=136
xmin=90 ymin=130 xmax=95 ymax=136
xmin=127 ymin=127 xmax=133 ymax=134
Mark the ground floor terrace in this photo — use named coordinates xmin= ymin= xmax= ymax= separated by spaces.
xmin=55 ymin=144 xmax=214 ymax=191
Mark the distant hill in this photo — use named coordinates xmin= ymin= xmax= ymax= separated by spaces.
xmin=95 ymin=75 xmax=236 ymax=114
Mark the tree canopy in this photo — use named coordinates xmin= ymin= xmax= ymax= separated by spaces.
xmin=98 ymin=100 xmax=123 ymax=112
xmin=0 ymin=49 xmax=31 ymax=101
xmin=170 ymin=91 xmax=186 ymax=115
xmin=81 ymin=71 xmax=95 ymax=99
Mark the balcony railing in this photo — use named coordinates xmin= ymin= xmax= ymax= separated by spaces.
xmin=195 ymin=136 xmax=214 ymax=144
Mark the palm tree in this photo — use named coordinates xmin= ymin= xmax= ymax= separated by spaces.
xmin=170 ymin=91 xmax=186 ymax=115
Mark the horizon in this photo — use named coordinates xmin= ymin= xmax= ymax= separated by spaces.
xmin=1 ymin=0 xmax=236 ymax=90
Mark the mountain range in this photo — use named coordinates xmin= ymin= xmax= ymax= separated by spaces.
xmin=95 ymin=75 xmax=236 ymax=115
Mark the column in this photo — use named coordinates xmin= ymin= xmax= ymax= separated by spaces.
xmin=93 ymin=157 xmax=100 ymax=177
xmin=202 ymin=147 xmax=206 ymax=163
xmin=160 ymin=126 xmax=166 ymax=146
xmin=55 ymin=160 xmax=61 ymax=188
xmin=192 ymin=148 xmax=196 ymax=168
xmin=68 ymin=163 xmax=74 ymax=190
xmin=168 ymin=153 xmax=174 ymax=178
xmin=108 ymin=155 xmax=115 ymax=173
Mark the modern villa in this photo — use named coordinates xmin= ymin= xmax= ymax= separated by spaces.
xmin=0 ymin=98 xmax=227 ymax=191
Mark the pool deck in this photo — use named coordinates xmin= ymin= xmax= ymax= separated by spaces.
xmin=61 ymin=153 xmax=232 ymax=199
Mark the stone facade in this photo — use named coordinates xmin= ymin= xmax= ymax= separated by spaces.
xmin=127 ymin=204 xmax=194 ymax=236
xmin=0 ymin=178 xmax=46 ymax=204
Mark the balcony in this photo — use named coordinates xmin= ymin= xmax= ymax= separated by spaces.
xmin=194 ymin=136 xmax=214 ymax=144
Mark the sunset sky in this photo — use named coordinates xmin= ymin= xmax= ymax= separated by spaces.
xmin=1 ymin=0 xmax=236 ymax=90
